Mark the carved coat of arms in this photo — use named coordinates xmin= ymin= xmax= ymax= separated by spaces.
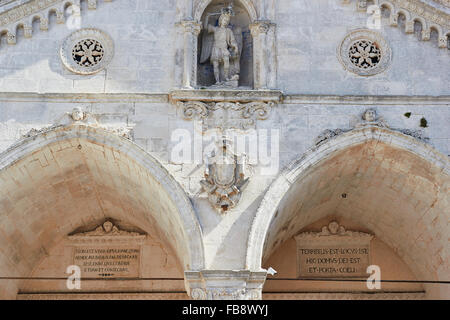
xmin=201 ymin=138 xmax=249 ymax=212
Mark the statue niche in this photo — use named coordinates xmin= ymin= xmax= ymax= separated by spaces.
xmin=198 ymin=1 xmax=253 ymax=88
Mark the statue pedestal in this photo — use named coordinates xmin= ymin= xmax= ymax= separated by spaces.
xmin=209 ymin=79 xmax=239 ymax=89
xmin=224 ymin=79 xmax=239 ymax=88
xmin=170 ymin=89 xmax=282 ymax=131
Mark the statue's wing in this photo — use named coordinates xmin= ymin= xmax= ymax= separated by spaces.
xmin=233 ymin=27 xmax=243 ymax=55
xmin=200 ymin=30 xmax=214 ymax=64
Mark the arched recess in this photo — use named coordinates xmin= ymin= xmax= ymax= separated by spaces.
xmin=194 ymin=0 xmax=258 ymax=22
xmin=246 ymin=126 xmax=449 ymax=298
xmin=197 ymin=0 xmax=255 ymax=87
xmin=179 ymin=0 xmax=276 ymax=89
xmin=0 ymin=124 xmax=204 ymax=298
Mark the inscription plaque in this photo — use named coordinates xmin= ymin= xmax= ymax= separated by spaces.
xmin=73 ymin=246 xmax=141 ymax=278
xmin=67 ymin=220 xmax=146 ymax=278
xmin=295 ymin=221 xmax=373 ymax=278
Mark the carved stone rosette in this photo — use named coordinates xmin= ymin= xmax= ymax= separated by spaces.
xmin=60 ymin=28 xmax=114 ymax=75
xmin=337 ymin=29 xmax=392 ymax=76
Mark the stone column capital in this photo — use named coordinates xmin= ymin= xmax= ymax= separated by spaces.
xmin=249 ymin=20 xmax=275 ymax=36
xmin=185 ymin=270 xmax=267 ymax=300
xmin=177 ymin=20 xmax=202 ymax=35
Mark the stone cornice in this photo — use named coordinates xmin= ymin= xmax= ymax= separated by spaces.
xmin=0 ymin=92 xmax=449 ymax=105
xmin=1 ymin=0 xmax=449 ymax=52
xmin=283 ymin=94 xmax=450 ymax=105
xmin=389 ymin=0 xmax=450 ymax=28
xmin=0 ymin=92 xmax=170 ymax=103
xmin=347 ymin=0 xmax=450 ymax=49
xmin=67 ymin=236 xmax=146 ymax=244
xmin=16 ymin=291 xmax=426 ymax=300
xmin=1 ymin=0 xmax=63 ymax=27
xmin=0 ymin=0 xmax=112 ymax=46
xmin=67 ymin=220 xmax=147 ymax=244
xmin=0 ymin=0 xmax=31 ymax=14
xmin=295 ymin=222 xmax=374 ymax=243
xmin=430 ymin=0 xmax=450 ymax=8
xmin=17 ymin=292 xmax=189 ymax=300
xmin=262 ymin=292 xmax=426 ymax=300
xmin=169 ymin=89 xmax=283 ymax=103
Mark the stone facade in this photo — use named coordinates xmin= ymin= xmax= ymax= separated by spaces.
xmin=0 ymin=0 xmax=448 ymax=300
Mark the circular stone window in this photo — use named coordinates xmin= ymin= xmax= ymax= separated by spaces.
xmin=60 ymin=28 xmax=114 ymax=75
xmin=337 ymin=29 xmax=391 ymax=76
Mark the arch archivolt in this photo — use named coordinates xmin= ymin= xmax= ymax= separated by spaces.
xmin=193 ymin=0 xmax=258 ymax=22
xmin=246 ymin=126 xmax=449 ymax=297
xmin=0 ymin=124 xmax=205 ymax=294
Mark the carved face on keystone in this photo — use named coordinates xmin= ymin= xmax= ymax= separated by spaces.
xmin=103 ymin=221 xmax=113 ymax=233
xmin=71 ymin=107 xmax=85 ymax=121
xmin=363 ymin=109 xmax=376 ymax=122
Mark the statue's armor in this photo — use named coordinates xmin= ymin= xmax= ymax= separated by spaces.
xmin=208 ymin=25 xmax=235 ymax=62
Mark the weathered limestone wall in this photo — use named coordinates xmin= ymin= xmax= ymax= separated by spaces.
xmin=0 ymin=0 xmax=178 ymax=93
xmin=263 ymin=216 xmax=424 ymax=293
xmin=0 ymin=95 xmax=447 ymax=274
xmin=0 ymin=130 xmax=204 ymax=286
xmin=0 ymin=0 xmax=448 ymax=300
xmin=276 ymin=0 xmax=450 ymax=95
xmin=0 ymin=95 xmax=448 ymax=176
xmin=0 ymin=0 xmax=448 ymax=94
xmin=247 ymin=133 xmax=449 ymax=299
xmin=19 ymin=235 xmax=185 ymax=294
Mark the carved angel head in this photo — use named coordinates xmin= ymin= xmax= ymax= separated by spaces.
xmin=328 ymin=221 xmax=340 ymax=234
xmin=71 ymin=107 xmax=85 ymax=122
xmin=363 ymin=108 xmax=377 ymax=122
xmin=103 ymin=221 xmax=113 ymax=233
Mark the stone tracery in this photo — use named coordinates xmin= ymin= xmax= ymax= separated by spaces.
xmin=348 ymin=39 xmax=381 ymax=70
xmin=60 ymin=28 xmax=114 ymax=75
xmin=72 ymin=38 xmax=104 ymax=67
xmin=338 ymin=29 xmax=392 ymax=76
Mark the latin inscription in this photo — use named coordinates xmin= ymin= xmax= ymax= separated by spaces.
xmin=73 ymin=247 xmax=140 ymax=278
xmin=298 ymin=245 xmax=370 ymax=277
